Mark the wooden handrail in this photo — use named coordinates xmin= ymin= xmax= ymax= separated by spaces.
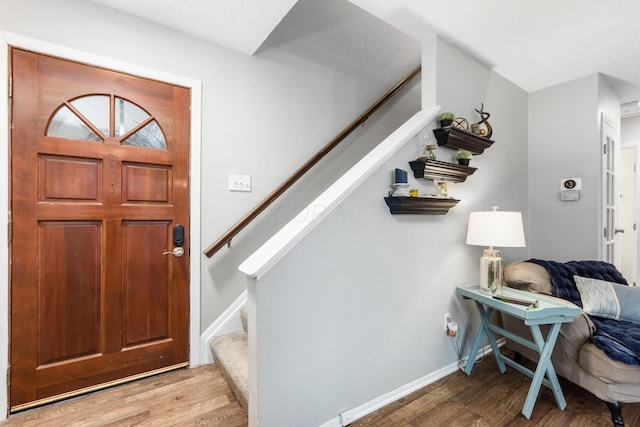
xmin=204 ymin=65 xmax=422 ymax=257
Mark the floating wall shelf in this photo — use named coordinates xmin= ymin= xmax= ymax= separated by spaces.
xmin=432 ymin=127 xmax=494 ymax=155
xmin=382 ymin=123 xmax=494 ymax=216
xmin=384 ymin=196 xmax=460 ymax=215
xmin=408 ymin=159 xmax=477 ymax=183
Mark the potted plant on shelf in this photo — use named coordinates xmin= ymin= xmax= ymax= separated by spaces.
xmin=438 ymin=112 xmax=455 ymax=128
xmin=455 ymin=150 xmax=473 ymax=166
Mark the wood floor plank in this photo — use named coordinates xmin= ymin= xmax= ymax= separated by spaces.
xmin=352 ymin=352 xmax=640 ymax=427
xmin=2 ymin=352 xmax=639 ymax=426
xmin=409 ymin=398 xmax=468 ymax=426
xmin=0 ymin=365 xmax=247 ymax=426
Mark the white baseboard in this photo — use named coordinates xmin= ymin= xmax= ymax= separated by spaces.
xmin=320 ymin=339 xmax=505 ymax=427
xmin=199 ymin=290 xmax=248 ymax=364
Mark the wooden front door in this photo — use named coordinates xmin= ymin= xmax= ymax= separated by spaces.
xmin=9 ymin=49 xmax=191 ymax=411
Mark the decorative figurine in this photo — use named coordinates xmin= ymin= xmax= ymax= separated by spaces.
xmin=453 ymin=117 xmax=469 ymax=131
xmin=474 ymin=103 xmax=492 ymax=138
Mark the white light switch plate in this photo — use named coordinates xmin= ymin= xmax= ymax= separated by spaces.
xmin=228 ymin=173 xmax=251 ymax=192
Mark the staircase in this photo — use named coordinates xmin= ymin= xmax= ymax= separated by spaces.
xmin=210 ymin=306 xmax=249 ymax=412
xmin=208 ymin=107 xmax=438 ymax=425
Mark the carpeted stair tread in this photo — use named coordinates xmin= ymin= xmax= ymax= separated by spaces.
xmin=211 ymin=331 xmax=248 ymax=412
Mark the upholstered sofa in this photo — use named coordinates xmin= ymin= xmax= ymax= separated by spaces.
xmin=501 ymin=260 xmax=640 ymax=427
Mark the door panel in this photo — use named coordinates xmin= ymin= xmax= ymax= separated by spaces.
xmin=122 ymin=221 xmax=170 ymax=347
xmin=10 ymin=48 xmax=190 ymax=411
xmin=122 ymin=163 xmax=171 ymax=203
xmin=38 ymin=221 xmax=102 ymax=366
xmin=40 ymin=156 xmax=102 ymax=201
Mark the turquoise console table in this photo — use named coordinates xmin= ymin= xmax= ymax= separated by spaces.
xmin=457 ymin=284 xmax=581 ymax=419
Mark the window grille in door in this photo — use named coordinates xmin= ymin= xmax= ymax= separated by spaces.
xmin=601 ymin=114 xmax=620 ymax=267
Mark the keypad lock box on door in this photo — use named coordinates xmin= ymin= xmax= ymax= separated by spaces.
xmin=173 ymin=224 xmax=185 ymax=247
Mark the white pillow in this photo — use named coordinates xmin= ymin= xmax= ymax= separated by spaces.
xmin=574 ymin=275 xmax=640 ymax=323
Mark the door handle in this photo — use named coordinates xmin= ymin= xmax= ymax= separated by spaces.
xmin=163 ymin=247 xmax=184 ymax=257
xmin=615 ymin=228 xmax=625 ymax=234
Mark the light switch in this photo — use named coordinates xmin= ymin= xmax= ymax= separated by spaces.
xmin=228 ymin=173 xmax=252 ymax=192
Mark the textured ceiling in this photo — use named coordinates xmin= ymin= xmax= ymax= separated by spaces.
xmin=90 ymin=0 xmax=640 ymax=102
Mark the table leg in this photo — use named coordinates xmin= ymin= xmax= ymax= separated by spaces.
xmin=463 ymin=302 xmax=506 ymax=375
xmin=477 ymin=302 xmax=506 ymax=373
xmin=531 ymin=323 xmax=566 ymax=408
xmin=521 ymin=322 xmax=564 ymax=419
xmin=464 ymin=315 xmax=486 ymax=375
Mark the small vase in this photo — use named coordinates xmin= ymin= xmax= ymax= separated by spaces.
xmin=457 ymin=159 xmax=470 ymax=166
xmin=426 ymin=144 xmax=437 ymax=160
xmin=439 ymin=119 xmax=452 ymax=128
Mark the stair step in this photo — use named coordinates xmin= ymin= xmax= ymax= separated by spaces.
xmin=240 ymin=305 xmax=248 ymax=332
xmin=210 ymin=331 xmax=249 ymax=413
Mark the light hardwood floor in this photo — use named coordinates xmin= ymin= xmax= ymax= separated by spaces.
xmin=2 ymin=353 xmax=639 ymax=426
xmin=0 ymin=365 xmax=247 ymax=426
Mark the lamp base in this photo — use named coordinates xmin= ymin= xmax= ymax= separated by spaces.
xmin=480 ymin=248 xmax=502 ymax=295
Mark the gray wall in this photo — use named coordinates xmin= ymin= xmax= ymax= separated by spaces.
xmin=207 ymin=0 xmax=424 ymax=328
xmin=251 ymin=37 xmax=529 ymax=426
xmin=1 ymin=0 xmax=422 ymax=332
xmin=528 ymin=74 xmax=620 ymax=261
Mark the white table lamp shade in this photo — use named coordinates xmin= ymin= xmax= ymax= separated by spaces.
xmin=466 ymin=210 xmax=525 ymax=295
xmin=466 ymin=211 xmax=526 ymax=248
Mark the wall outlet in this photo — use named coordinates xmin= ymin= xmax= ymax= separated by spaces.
xmin=443 ymin=313 xmax=451 ymax=332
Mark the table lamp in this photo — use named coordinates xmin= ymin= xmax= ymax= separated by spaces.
xmin=466 ymin=206 xmax=526 ymax=295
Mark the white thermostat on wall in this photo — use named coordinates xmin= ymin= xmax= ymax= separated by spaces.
xmin=560 ymin=178 xmax=581 ymax=201
xmin=560 ymin=178 xmax=582 ymax=191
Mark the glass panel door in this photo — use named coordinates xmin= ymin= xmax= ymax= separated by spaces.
xmin=601 ymin=113 xmax=620 ymax=268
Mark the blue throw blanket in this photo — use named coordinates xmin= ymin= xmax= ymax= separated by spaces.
xmin=528 ymin=259 xmax=640 ymax=365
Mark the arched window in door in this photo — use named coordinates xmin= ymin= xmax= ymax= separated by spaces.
xmin=46 ymin=95 xmax=167 ymax=150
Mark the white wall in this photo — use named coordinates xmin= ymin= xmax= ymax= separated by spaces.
xmin=622 ymin=115 xmax=640 ymax=142
xmin=250 ymin=37 xmax=529 ymax=426
xmin=0 ymin=0 xmax=422 ymax=332
xmin=528 ymin=74 xmax=620 ymax=261
xmin=205 ymin=0 xmax=424 ymax=329
xmin=599 ymin=75 xmax=622 ymax=126
xmin=528 ymin=75 xmax=600 ymax=260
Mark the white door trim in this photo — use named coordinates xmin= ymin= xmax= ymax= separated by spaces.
xmin=0 ymin=31 xmax=202 ymax=419
xmin=621 ymin=141 xmax=640 ymax=285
